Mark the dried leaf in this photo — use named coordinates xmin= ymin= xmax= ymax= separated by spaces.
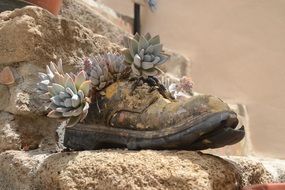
xmin=66 ymin=116 xmax=81 ymax=127
xmin=47 ymin=110 xmax=63 ymax=118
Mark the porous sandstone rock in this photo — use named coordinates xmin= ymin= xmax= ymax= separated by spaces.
xmin=0 ymin=6 xmax=119 ymax=67
xmin=227 ymin=156 xmax=285 ymax=185
xmin=0 ymin=6 xmax=119 ymax=151
xmin=0 ymin=112 xmax=21 ymax=152
xmin=228 ymin=157 xmax=273 ymax=187
xmin=0 ymin=6 xmax=120 ymax=114
xmin=1 ymin=150 xmax=283 ymax=190
xmin=0 ymin=111 xmax=59 ymax=152
xmin=0 ymin=84 xmax=9 ymax=111
xmin=0 ymin=150 xmax=50 ymax=190
xmin=0 ymin=150 xmax=243 ymax=190
xmin=61 ymin=0 xmax=130 ymax=45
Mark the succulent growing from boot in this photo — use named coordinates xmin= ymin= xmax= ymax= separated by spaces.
xmin=84 ymin=53 xmax=130 ymax=91
xmin=47 ymin=71 xmax=91 ymax=127
xmin=35 ymin=39 xmax=245 ymax=151
xmin=123 ymin=33 xmax=169 ymax=78
xmin=123 ymin=33 xmax=171 ymax=98
xmin=37 ymin=60 xmax=91 ymax=127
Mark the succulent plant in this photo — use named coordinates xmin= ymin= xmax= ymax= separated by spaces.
xmin=47 ymin=71 xmax=91 ymax=127
xmin=37 ymin=59 xmax=91 ymax=127
xmin=84 ymin=53 xmax=129 ymax=90
xmin=179 ymin=76 xmax=194 ymax=94
xmin=123 ymin=33 xmax=169 ymax=78
xmin=159 ymin=74 xmax=194 ymax=99
xmin=37 ymin=59 xmax=65 ymax=101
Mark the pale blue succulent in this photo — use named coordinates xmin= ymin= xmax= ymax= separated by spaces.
xmin=123 ymin=33 xmax=169 ymax=78
xmin=47 ymin=71 xmax=91 ymax=127
xmin=84 ymin=53 xmax=129 ymax=90
xmin=37 ymin=60 xmax=91 ymax=127
xmin=37 ymin=59 xmax=64 ymax=99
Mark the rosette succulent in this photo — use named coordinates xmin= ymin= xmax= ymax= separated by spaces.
xmin=37 ymin=59 xmax=64 ymax=99
xmin=123 ymin=33 xmax=169 ymax=78
xmin=84 ymin=53 xmax=129 ymax=90
xmin=37 ymin=60 xmax=91 ymax=127
xmin=159 ymin=73 xmax=194 ymax=99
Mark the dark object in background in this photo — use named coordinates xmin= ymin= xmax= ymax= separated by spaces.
xmin=0 ymin=0 xmax=62 ymax=15
xmin=133 ymin=3 xmax=141 ymax=34
xmin=133 ymin=0 xmax=157 ymax=34
xmin=0 ymin=0 xmax=30 ymax=12
xmin=25 ymin=0 xmax=62 ymax=15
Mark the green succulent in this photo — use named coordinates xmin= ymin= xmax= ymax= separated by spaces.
xmin=37 ymin=59 xmax=91 ymax=127
xmin=37 ymin=59 xmax=64 ymax=99
xmin=47 ymin=71 xmax=91 ymax=127
xmin=84 ymin=53 xmax=129 ymax=90
xmin=123 ymin=33 xmax=169 ymax=78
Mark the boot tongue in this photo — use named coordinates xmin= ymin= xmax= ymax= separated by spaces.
xmin=85 ymin=80 xmax=175 ymax=125
xmin=133 ymin=82 xmax=175 ymax=101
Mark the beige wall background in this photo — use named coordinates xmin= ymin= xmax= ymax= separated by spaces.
xmin=101 ymin=0 xmax=285 ymax=159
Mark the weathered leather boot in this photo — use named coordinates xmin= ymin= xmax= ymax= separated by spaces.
xmin=64 ymin=80 xmax=245 ymax=150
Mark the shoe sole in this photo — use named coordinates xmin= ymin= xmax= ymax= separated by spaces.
xmin=63 ymin=111 xmax=245 ymax=150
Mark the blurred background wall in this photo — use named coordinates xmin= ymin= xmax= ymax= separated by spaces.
xmin=100 ymin=0 xmax=285 ymax=159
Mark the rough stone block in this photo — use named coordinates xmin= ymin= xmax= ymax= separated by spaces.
xmin=0 ymin=111 xmax=59 ymax=153
xmin=0 ymin=112 xmax=21 ymax=152
xmin=61 ymin=0 xmax=130 ymax=45
xmin=0 ymin=150 xmax=282 ymax=190
xmin=0 ymin=150 xmax=244 ymax=190
xmin=0 ymin=6 xmax=119 ymax=67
